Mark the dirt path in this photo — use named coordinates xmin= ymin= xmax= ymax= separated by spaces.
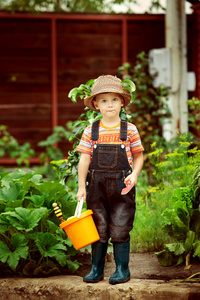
xmin=0 ymin=253 xmax=199 ymax=300
xmin=74 ymin=252 xmax=200 ymax=281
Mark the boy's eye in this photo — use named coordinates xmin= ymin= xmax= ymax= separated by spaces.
xmin=102 ymin=99 xmax=107 ymax=103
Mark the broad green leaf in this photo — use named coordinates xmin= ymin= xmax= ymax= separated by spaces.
xmin=177 ymin=207 xmax=190 ymax=227
xmin=7 ymin=252 xmax=20 ymax=270
xmin=5 ymin=199 xmax=23 ymax=210
xmin=155 ymin=249 xmax=175 ymax=266
xmin=4 ymin=207 xmax=48 ymax=232
xmin=191 ymin=210 xmax=200 ymax=234
xmin=54 ymin=251 xmax=68 ymax=267
xmin=0 ymin=241 xmax=10 ymax=263
xmin=121 ymin=79 xmax=136 ymax=92
xmin=17 ymin=173 xmax=43 ymax=192
xmin=184 ymin=231 xmax=195 ymax=253
xmin=176 ymin=255 xmax=185 ymax=266
xmin=0 ymin=215 xmax=11 ymax=233
xmin=165 ymin=242 xmax=185 ymax=256
xmin=33 ymin=232 xmax=67 ymax=263
xmin=66 ymin=259 xmax=80 ymax=272
xmin=68 ymin=88 xmax=81 ymax=103
xmin=0 ymin=233 xmax=28 ymax=270
xmin=31 ymin=181 xmax=66 ymax=201
xmin=0 ymin=181 xmax=25 ymax=202
xmin=193 ymin=240 xmax=200 ymax=257
xmin=26 ymin=195 xmax=45 ymax=207
xmin=1 ymin=172 xmax=23 ymax=188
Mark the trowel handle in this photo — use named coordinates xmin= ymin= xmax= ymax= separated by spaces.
xmin=74 ymin=197 xmax=84 ymax=218
xmin=52 ymin=203 xmax=64 ymax=222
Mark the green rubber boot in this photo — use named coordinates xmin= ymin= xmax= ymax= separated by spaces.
xmin=109 ymin=242 xmax=130 ymax=285
xmin=83 ymin=241 xmax=108 ymax=283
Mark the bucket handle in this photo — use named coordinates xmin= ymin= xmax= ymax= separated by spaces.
xmin=74 ymin=197 xmax=84 ymax=218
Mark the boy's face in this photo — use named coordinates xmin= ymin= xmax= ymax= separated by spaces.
xmin=94 ymin=93 xmax=123 ymax=119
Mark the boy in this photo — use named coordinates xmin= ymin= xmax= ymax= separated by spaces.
xmin=76 ymin=75 xmax=144 ymax=284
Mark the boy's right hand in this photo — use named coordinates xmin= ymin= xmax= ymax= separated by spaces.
xmin=76 ymin=187 xmax=86 ymax=202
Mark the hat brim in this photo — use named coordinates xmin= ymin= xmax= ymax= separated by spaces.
xmin=84 ymin=91 xmax=131 ymax=111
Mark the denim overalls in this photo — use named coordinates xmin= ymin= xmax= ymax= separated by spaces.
xmin=86 ymin=119 xmax=136 ymax=243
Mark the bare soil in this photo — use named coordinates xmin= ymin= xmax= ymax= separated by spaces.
xmin=73 ymin=252 xmax=200 ymax=282
xmin=0 ymin=252 xmax=199 ymax=300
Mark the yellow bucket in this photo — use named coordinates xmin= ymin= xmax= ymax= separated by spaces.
xmin=60 ymin=210 xmax=100 ymax=250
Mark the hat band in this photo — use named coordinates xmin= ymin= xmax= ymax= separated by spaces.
xmin=92 ymin=85 xmax=124 ymax=96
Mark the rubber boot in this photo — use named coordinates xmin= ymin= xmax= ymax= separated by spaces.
xmin=83 ymin=241 xmax=108 ymax=283
xmin=109 ymin=241 xmax=130 ymax=284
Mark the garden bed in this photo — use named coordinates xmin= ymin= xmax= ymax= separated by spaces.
xmin=0 ymin=252 xmax=199 ymax=300
xmin=73 ymin=252 xmax=200 ymax=282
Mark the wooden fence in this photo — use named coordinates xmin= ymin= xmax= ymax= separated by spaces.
xmin=0 ymin=12 xmax=195 ymax=163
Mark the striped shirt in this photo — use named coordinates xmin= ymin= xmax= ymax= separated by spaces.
xmin=76 ymin=120 xmax=144 ymax=167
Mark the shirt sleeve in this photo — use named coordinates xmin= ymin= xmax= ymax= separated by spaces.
xmin=76 ymin=125 xmax=92 ymax=155
xmin=128 ymin=123 xmax=144 ymax=154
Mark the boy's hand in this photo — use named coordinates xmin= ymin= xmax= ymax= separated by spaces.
xmin=124 ymin=170 xmax=138 ymax=187
xmin=76 ymin=187 xmax=86 ymax=202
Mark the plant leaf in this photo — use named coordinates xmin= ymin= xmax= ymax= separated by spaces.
xmin=184 ymin=231 xmax=195 ymax=253
xmin=177 ymin=207 xmax=190 ymax=227
xmin=0 ymin=181 xmax=25 ymax=202
xmin=32 ymin=232 xmax=67 ymax=266
xmin=165 ymin=242 xmax=185 ymax=256
xmin=4 ymin=207 xmax=48 ymax=232
xmin=26 ymin=195 xmax=45 ymax=208
xmin=0 ymin=233 xmax=28 ymax=270
xmin=0 ymin=215 xmax=11 ymax=233
xmin=121 ymin=79 xmax=136 ymax=93
xmin=66 ymin=259 xmax=80 ymax=273
xmin=193 ymin=240 xmax=200 ymax=257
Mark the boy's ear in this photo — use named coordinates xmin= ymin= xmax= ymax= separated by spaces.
xmin=93 ymin=101 xmax=99 ymax=110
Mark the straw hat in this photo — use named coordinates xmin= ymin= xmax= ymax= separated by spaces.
xmin=84 ymin=75 xmax=131 ymax=111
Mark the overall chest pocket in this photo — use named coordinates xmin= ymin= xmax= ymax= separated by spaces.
xmin=98 ymin=145 xmax=118 ymax=169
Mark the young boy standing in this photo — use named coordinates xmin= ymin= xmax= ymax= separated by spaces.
xmin=76 ymin=75 xmax=144 ymax=284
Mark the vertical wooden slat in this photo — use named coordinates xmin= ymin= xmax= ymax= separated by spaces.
xmin=122 ymin=18 xmax=128 ymax=65
xmin=51 ymin=18 xmax=58 ymax=131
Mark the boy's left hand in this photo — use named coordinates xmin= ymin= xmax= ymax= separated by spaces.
xmin=124 ymin=170 xmax=138 ymax=187
xmin=121 ymin=171 xmax=138 ymax=195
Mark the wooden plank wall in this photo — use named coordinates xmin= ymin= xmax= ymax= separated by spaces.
xmin=0 ymin=13 xmax=195 ymax=161
xmin=0 ymin=17 xmax=52 ymax=157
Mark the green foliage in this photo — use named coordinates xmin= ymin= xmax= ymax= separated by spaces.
xmin=187 ymin=97 xmax=200 ymax=143
xmin=0 ymin=125 xmax=35 ymax=166
xmin=0 ymin=169 xmax=80 ymax=276
xmin=68 ymin=77 xmax=136 ymax=104
xmin=118 ymin=53 xmax=170 ymax=158
xmin=0 ymin=233 xmax=28 ymax=270
xmin=131 ymin=170 xmax=170 ymax=252
xmin=0 ymin=0 xmax=162 ymax=14
xmin=38 ymin=124 xmax=72 ymax=162
xmin=148 ymin=137 xmax=200 ymax=267
xmin=193 ymin=163 xmax=200 ymax=203
xmin=68 ymin=79 xmax=95 ymax=103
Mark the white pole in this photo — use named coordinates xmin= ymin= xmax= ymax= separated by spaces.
xmin=179 ymin=0 xmax=188 ymax=133
xmin=165 ymin=0 xmax=188 ymax=139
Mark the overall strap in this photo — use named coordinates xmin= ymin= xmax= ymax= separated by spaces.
xmin=91 ymin=119 xmax=127 ymax=141
xmin=91 ymin=119 xmax=100 ymax=141
xmin=120 ymin=119 xmax=128 ymax=141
